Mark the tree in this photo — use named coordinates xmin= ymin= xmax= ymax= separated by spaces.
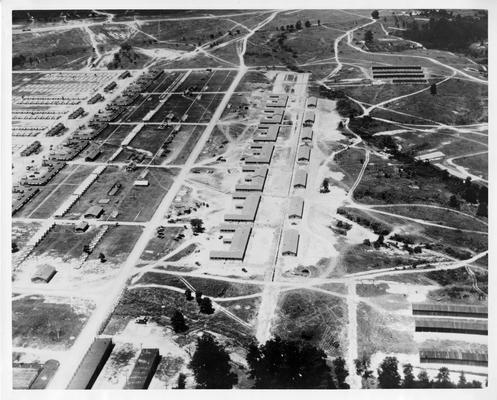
xmin=364 ymin=30 xmax=374 ymax=43
xmin=185 ymin=289 xmax=193 ymax=301
xmin=190 ymin=218 xmax=205 ymax=234
xmin=318 ymin=19 xmax=321 ymax=26
xmin=99 ymin=252 xmax=106 ymax=263
xmin=377 ymin=356 xmax=401 ymax=388
xmin=430 ymin=83 xmax=437 ymax=95
xmin=296 ymin=20 xmax=303 ymax=30
xmin=247 ymin=337 xmax=336 ymax=388
xmin=195 ymin=291 xmax=203 ymax=304
xmin=305 ymin=20 xmax=311 ymax=28
xmin=199 ymin=297 xmax=215 ymax=314
xmin=371 ymin=10 xmax=380 ymax=19
xmin=189 ymin=333 xmax=237 ymax=388
xmin=12 ymin=242 xmax=19 ymax=253
xmin=171 ymin=310 xmax=188 ymax=333
xmin=175 ymin=373 xmax=186 ymax=389
xmin=417 ymin=369 xmax=431 ymax=388
xmin=476 ymin=202 xmax=487 ymax=217
xmin=457 ymin=371 xmax=467 ymax=388
xmin=433 ymin=367 xmax=454 ymax=388
xmin=402 ymin=363 xmax=416 ymax=388
xmin=333 ymin=357 xmax=350 ymax=389
xmin=448 ymin=194 xmax=460 ymax=208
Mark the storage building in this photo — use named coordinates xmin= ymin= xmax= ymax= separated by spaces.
xmin=84 ymin=205 xmax=104 ymax=219
xmin=281 ymin=229 xmax=299 ymax=256
xmin=297 ymin=145 xmax=311 ymax=162
xmin=31 ymin=265 xmax=57 ymax=283
xmin=307 ymin=97 xmax=317 ymax=108
xmin=293 ymin=169 xmax=307 ymax=188
xmin=301 ymin=127 xmax=313 ymax=142
xmin=303 ymin=111 xmax=315 ymax=126
xmin=288 ymin=197 xmax=304 ymax=219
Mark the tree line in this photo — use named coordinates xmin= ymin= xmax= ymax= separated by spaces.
xmin=178 ymin=333 xmax=484 ymax=389
xmin=401 ymin=12 xmax=487 ymax=53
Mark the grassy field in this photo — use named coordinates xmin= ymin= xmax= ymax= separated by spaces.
xmin=13 ymin=28 xmax=93 ymax=70
xmin=16 ymin=164 xmax=95 ymax=219
xmin=112 ymin=286 xmax=255 ymax=346
xmin=135 ymin=272 xmax=262 ymax=298
xmin=338 ymin=244 xmax=423 ymax=274
xmin=387 ymin=79 xmax=488 ymax=125
xmin=32 ymin=223 xmax=99 ymax=260
xmin=140 ymin=227 xmax=186 ymax=261
xmin=196 ymin=126 xmax=230 ymax=162
xmin=88 ymin=225 xmax=143 ymax=264
xmin=453 ymin=153 xmax=488 ymax=180
xmin=357 ymin=303 xmax=416 ymax=359
xmin=12 ymin=295 xmax=95 ymax=350
xmin=67 ymin=166 xmax=177 ymax=222
xmin=272 ymin=289 xmax=347 ymax=357
xmin=12 ymin=221 xmax=42 ymax=251
xmin=169 ymin=125 xmax=205 ymax=165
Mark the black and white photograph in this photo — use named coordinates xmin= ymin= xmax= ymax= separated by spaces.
xmin=1 ymin=0 xmax=494 ymax=397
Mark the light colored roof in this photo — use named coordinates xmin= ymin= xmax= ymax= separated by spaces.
xmin=245 ymin=143 xmax=274 ymax=164
xmin=225 ymin=194 xmax=261 ymax=222
xmin=288 ymin=197 xmax=304 ymax=218
xmin=261 ymin=112 xmax=284 ymax=124
xmin=414 ymin=317 xmax=487 ymax=332
xmin=307 ymin=96 xmax=317 ymax=107
xmin=281 ymin=229 xmax=299 ymax=255
xmin=254 ymin=125 xmax=279 ymax=142
xmin=297 ymin=145 xmax=311 ymax=161
xmin=301 ymin=127 xmax=313 ymax=140
xmin=31 ymin=265 xmax=56 ymax=282
xmin=266 ymin=94 xmax=288 ymax=108
xmin=412 ymin=303 xmax=487 ymax=316
xmin=84 ymin=205 xmax=104 ymax=217
xmin=293 ymin=169 xmax=307 ymax=187
xmin=235 ymin=166 xmax=268 ymax=192
xmin=210 ymin=225 xmax=252 ymax=260
xmin=304 ymin=111 xmax=315 ymax=122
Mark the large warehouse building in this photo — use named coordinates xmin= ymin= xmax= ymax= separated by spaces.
xmin=414 ymin=317 xmax=487 ymax=335
xmin=67 ymin=338 xmax=114 ymax=389
xmin=412 ymin=303 xmax=488 ymax=319
xmin=123 ymin=348 xmax=161 ymax=390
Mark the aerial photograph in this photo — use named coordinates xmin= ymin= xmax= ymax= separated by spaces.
xmin=7 ymin=6 xmax=489 ymax=391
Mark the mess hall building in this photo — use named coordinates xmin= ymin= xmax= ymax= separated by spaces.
xmin=224 ymin=193 xmax=261 ymax=223
xmin=254 ymin=125 xmax=279 ymax=142
xmin=244 ymin=143 xmax=275 ymax=164
xmin=235 ymin=166 xmax=269 ymax=192
xmin=210 ymin=225 xmax=252 ymax=261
